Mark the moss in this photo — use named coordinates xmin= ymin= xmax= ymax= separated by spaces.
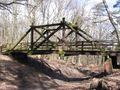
xmin=58 ymin=48 xmax=65 ymax=57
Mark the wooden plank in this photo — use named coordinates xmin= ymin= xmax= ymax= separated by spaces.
xmin=31 ymin=23 xmax=61 ymax=28
xmin=41 ymin=28 xmax=69 ymax=31
xmin=26 ymin=41 xmax=115 ymax=47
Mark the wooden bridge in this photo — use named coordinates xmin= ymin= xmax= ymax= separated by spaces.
xmin=0 ymin=18 xmax=120 ymax=68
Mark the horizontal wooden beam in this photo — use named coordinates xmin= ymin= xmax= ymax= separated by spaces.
xmin=30 ymin=50 xmax=120 ymax=56
xmin=31 ymin=23 xmax=61 ymax=28
xmin=33 ymin=25 xmax=62 ymax=50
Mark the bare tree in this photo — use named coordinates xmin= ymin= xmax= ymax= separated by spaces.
xmin=103 ymin=0 xmax=120 ymax=45
xmin=0 ymin=0 xmax=27 ymax=13
xmin=92 ymin=2 xmax=112 ymax=40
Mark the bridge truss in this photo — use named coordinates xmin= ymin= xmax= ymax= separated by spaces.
xmin=7 ymin=18 xmax=119 ymax=56
xmin=1 ymin=18 xmax=120 ymax=68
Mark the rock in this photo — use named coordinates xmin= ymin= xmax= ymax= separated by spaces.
xmin=103 ymin=58 xmax=113 ymax=74
xmin=90 ymin=78 xmax=112 ymax=90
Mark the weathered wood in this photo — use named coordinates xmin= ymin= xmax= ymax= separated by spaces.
xmin=77 ymin=28 xmax=93 ymax=39
xmin=34 ymin=25 xmax=62 ymax=50
xmin=30 ymin=28 xmax=34 ymax=51
xmin=62 ymin=18 xmax=65 ymax=49
xmin=34 ymin=29 xmax=54 ymax=46
xmin=65 ymin=31 xmax=74 ymax=38
xmin=0 ymin=46 xmax=2 ymax=52
xmin=4 ymin=18 xmax=119 ymax=69
xmin=33 ymin=30 xmax=48 ymax=46
xmin=31 ymin=23 xmax=61 ymax=28
xmin=65 ymin=22 xmax=90 ymax=41
xmin=11 ymin=28 xmax=32 ymax=50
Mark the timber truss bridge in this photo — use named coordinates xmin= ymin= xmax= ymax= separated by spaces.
xmin=0 ymin=18 xmax=120 ymax=68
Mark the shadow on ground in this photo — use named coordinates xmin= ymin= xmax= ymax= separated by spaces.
xmin=0 ymin=58 xmax=58 ymax=90
xmin=1 ymin=53 xmax=120 ymax=90
xmin=10 ymin=52 xmax=96 ymax=82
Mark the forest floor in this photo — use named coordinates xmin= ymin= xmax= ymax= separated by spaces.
xmin=0 ymin=54 xmax=120 ymax=90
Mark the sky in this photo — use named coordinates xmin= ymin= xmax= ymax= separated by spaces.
xmin=92 ymin=0 xmax=116 ymax=4
xmin=76 ymin=0 xmax=118 ymax=16
xmin=89 ymin=0 xmax=117 ymax=9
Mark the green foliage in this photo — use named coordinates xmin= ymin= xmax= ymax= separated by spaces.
xmin=58 ymin=48 xmax=65 ymax=57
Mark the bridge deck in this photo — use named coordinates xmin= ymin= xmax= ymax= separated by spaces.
xmin=0 ymin=40 xmax=120 ymax=56
xmin=1 ymin=18 xmax=120 ymax=57
xmin=2 ymin=49 xmax=120 ymax=56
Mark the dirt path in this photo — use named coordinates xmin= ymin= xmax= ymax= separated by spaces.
xmin=0 ymin=55 xmax=120 ymax=90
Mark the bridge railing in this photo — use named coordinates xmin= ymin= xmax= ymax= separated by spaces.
xmin=1 ymin=41 xmax=119 ymax=53
xmin=31 ymin=41 xmax=119 ymax=51
xmin=0 ymin=42 xmax=30 ymax=53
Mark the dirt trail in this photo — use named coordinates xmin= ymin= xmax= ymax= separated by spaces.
xmin=0 ymin=54 xmax=120 ymax=90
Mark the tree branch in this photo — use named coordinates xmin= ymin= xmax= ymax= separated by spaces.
xmin=0 ymin=1 xmax=30 ymax=14
xmin=103 ymin=0 xmax=120 ymax=45
xmin=0 ymin=1 xmax=27 ymax=6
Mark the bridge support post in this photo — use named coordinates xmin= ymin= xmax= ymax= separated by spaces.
xmin=0 ymin=46 xmax=2 ymax=53
xmin=62 ymin=18 xmax=65 ymax=49
xmin=31 ymin=28 xmax=34 ymax=51
xmin=105 ymin=55 xmax=118 ymax=68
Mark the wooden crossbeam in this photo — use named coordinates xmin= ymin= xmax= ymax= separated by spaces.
xmin=41 ymin=27 xmax=69 ymax=31
xmin=77 ymin=28 xmax=93 ymax=39
xmin=33 ymin=25 xmax=62 ymax=50
xmin=65 ymin=31 xmax=74 ymax=38
xmin=31 ymin=23 xmax=61 ymax=28
xmin=33 ymin=30 xmax=48 ymax=46
xmin=34 ymin=29 xmax=53 ymax=44
xmin=66 ymin=23 xmax=93 ymax=40
xmin=34 ymin=29 xmax=55 ymax=48
xmin=65 ymin=22 xmax=90 ymax=41
xmin=12 ymin=28 xmax=32 ymax=50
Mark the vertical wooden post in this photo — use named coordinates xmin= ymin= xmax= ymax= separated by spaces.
xmin=31 ymin=28 xmax=34 ymax=51
xmin=62 ymin=18 xmax=65 ymax=49
xmin=60 ymin=18 xmax=65 ymax=60
xmin=46 ymin=31 xmax=49 ymax=49
xmin=0 ymin=46 xmax=2 ymax=53
xmin=73 ymin=22 xmax=78 ymax=49
xmin=81 ymin=41 xmax=84 ymax=51
xmin=75 ymin=30 xmax=78 ymax=49
xmin=75 ymin=25 xmax=79 ymax=63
